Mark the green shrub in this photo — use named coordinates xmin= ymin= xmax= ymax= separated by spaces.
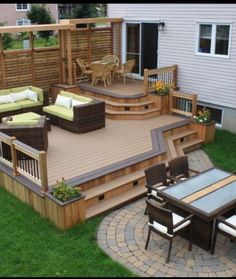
xmin=52 ymin=178 xmax=81 ymax=202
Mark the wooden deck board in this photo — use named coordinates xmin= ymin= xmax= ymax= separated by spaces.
xmin=46 ymin=115 xmax=184 ymax=186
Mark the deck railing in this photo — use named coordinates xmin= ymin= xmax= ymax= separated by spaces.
xmin=169 ymin=90 xmax=197 ymax=118
xmin=144 ymin=65 xmax=178 ymax=95
xmin=0 ymin=132 xmax=48 ymax=192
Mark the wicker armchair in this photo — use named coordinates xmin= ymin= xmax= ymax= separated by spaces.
xmin=101 ymin=55 xmax=119 ymax=78
xmin=90 ymin=63 xmax=111 ymax=88
xmin=115 ymin=59 xmax=135 ymax=85
xmin=76 ymin=58 xmax=93 ymax=82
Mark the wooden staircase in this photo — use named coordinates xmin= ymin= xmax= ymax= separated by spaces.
xmin=72 ymin=87 xmax=161 ymax=120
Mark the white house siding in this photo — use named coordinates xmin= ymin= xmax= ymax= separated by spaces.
xmin=108 ymin=4 xmax=236 ymax=114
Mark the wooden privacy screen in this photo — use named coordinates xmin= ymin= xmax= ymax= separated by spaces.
xmin=0 ymin=47 xmax=60 ymax=92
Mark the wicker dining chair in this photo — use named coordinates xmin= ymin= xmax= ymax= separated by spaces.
xmin=145 ymin=199 xmax=193 ymax=263
xmin=144 ymin=162 xmax=172 ymax=214
xmin=211 ymin=210 xmax=236 ymax=255
xmin=76 ymin=58 xmax=93 ymax=81
xmin=90 ymin=63 xmax=111 ymax=88
xmin=115 ymin=59 xmax=135 ymax=85
xmin=101 ymin=54 xmax=119 ymax=78
xmin=168 ymin=155 xmax=200 ymax=182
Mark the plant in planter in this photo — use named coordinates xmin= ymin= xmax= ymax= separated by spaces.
xmin=52 ymin=177 xmax=81 ymax=202
xmin=193 ymin=107 xmax=211 ymax=123
xmin=153 ymin=80 xmax=172 ymax=96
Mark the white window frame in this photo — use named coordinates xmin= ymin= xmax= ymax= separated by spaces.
xmin=16 ymin=19 xmax=30 ymax=26
xmin=195 ymin=22 xmax=232 ymax=58
xmin=15 ymin=4 xmax=29 ymax=11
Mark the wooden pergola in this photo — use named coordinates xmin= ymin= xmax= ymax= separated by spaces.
xmin=0 ymin=18 xmax=123 ymax=92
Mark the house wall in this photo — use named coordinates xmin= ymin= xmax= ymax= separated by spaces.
xmin=0 ymin=4 xmax=58 ymax=26
xmin=108 ymin=4 xmax=236 ymax=133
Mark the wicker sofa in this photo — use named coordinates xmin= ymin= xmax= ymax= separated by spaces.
xmin=43 ymin=91 xmax=105 ymax=133
xmin=0 ymin=86 xmax=47 ymax=122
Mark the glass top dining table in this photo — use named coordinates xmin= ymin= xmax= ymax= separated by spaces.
xmin=157 ymin=167 xmax=236 ymax=220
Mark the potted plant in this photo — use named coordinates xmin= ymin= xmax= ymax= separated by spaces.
xmin=153 ymin=80 xmax=173 ymax=96
xmin=191 ymin=107 xmax=215 ymax=143
xmin=44 ymin=178 xmax=85 ymax=229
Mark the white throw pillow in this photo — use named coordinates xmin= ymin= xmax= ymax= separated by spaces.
xmin=10 ymin=89 xmax=29 ymax=102
xmin=0 ymin=95 xmax=14 ymax=104
xmin=27 ymin=89 xmax=38 ymax=102
xmin=71 ymin=99 xmax=84 ymax=108
xmin=55 ymin=95 xmax=72 ymax=109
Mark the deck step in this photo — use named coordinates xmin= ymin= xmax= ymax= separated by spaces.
xmin=85 ymin=184 xmax=146 ymax=219
xmin=90 ymin=96 xmax=154 ymax=107
xmin=177 ymin=138 xmax=204 ymax=155
xmin=105 ymin=108 xmax=161 ymax=120
xmin=167 ymin=129 xmax=197 ymax=142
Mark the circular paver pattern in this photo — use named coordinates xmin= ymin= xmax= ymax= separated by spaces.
xmin=97 ymin=150 xmax=236 ymax=277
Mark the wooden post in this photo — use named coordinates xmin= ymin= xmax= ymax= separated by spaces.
xmin=110 ymin=23 xmax=113 ymax=54
xmin=72 ymin=62 xmax=77 ymax=83
xmin=9 ymin=136 xmax=19 ymax=176
xmin=38 ymin=151 xmax=48 ymax=192
xmin=66 ymin=29 xmax=73 ymax=85
xmin=0 ymin=34 xmax=6 ymax=88
xmin=88 ymin=27 xmax=92 ymax=64
xmin=173 ymin=64 xmax=178 ymax=90
xmin=29 ymin=32 xmax=36 ymax=85
xmin=192 ymin=94 xmax=197 ymax=117
xmin=144 ymin=69 xmax=149 ymax=96
xmin=169 ymin=91 xmax=173 ymax=115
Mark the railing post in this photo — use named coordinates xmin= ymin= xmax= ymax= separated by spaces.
xmin=144 ymin=68 xmax=148 ymax=96
xmin=9 ymin=136 xmax=19 ymax=176
xmin=173 ymin=64 xmax=178 ymax=90
xmin=192 ymin=94 xmax=197 ymax=117
xmin=38 ymin=151 xmax=48 ymax=192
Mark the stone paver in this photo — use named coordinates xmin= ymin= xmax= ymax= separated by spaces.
xmin=97 ymin=150 xmax=236 ymax=277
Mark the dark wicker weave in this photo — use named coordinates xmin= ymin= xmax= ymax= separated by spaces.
xmin=168 ymin=155 xmax=199 ymax=181
xmin=43 ymin=99 xmax=105 ymax=133
xmin=145 ymin=199 xmax=193 ymax=263
xmin=0 ymin=115 xmax=48 ymax=151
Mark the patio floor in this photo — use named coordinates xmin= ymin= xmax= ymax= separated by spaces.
xmin=46 ymin=114 xmax=183 ymax=186
xmin=97 ymin=150 xmax=236 ymax=277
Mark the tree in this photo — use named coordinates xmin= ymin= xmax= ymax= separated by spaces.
xmin=26 ymin=4 xmax=55 ymax=42
xmin=0 ymin=22 xmax=13 ymax=50
xmin=72 ymin=4 xmax=106 ymax=18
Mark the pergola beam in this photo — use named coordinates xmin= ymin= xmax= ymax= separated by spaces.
xmin=59 ymin=18 xmax=123 ymax=25
xmin=0 ymin=24 xmax=75 ymax=34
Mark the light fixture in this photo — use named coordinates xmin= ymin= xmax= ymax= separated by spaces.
xmin=158 ymin=22 xmax=165 ymax=31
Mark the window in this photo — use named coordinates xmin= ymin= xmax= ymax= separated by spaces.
xmin=197 ymin=104 xmax=223 ymax=125
xmin=17 ymin=19 xmax=30 ymax=26
xmin=16 ymin=4 xmax=29 ymax=11
xmin=197 ymin=23 xmax=230 ymax=57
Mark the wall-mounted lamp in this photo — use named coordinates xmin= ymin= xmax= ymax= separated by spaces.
xmin=158 ymin=22 xmax=165 ymax=31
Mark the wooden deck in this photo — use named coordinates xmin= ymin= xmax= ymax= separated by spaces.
xmin=77 ymin=78 xmax=145 ymax=98
xmin=46 ymin=114 xmax=184 ymax=186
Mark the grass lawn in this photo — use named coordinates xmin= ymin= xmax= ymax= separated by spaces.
xmin=5 ymin=37 xmax=58 ymax=50
xmin=203 ymin=128 xmax=236 ymax=172
xmin=0 ymin=187 xmax=136 ymax=277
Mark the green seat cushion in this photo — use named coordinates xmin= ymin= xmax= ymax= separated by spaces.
xmin=10 ymin=86 xmax=44 ymax=103
xmin=0 ymin=103 xmax=21 ymax=113
xmin=43 ymin=105 xmax=73 ymax=122
xmin=0 ymin=89 xmax=11 ymax=96
xmin=12 ymin=112 xmax=41 ymax=121
xmin=7 ymin=119 xmax=39 ymax=126
xmin=60 ymin=91 xmax=92 ymax=103
xmin=16 ymin=99 xmax=42 ymax=108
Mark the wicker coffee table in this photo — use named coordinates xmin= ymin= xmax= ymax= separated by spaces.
xmin=0 ymin=114 xmax=48 ymax=151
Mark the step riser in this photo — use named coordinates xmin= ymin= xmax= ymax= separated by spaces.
xmin=182 ymin=142 xmax=203 ymax=154
xmin=85 ymin=176 xmax=146 ymax=208
xmin=106 ymin=103 xmax=155 ymax=111
xmin=77 ymin=153 xmax=166 ymax=191
xmin=173 ymin=133 xmax=198 ymax=145
xmin=106 ymin=110 xmax=161 ymax=120
xmin=78 ymin=88 xmax=149 ymax=103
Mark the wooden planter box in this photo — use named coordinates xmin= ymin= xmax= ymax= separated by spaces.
xmin=190 ymin=120 xmax=216 ymax=143
xmin=44 ymin=192 xmax=85 ymax=230
xmin=148 ymin=92 xmax=169 ymax=114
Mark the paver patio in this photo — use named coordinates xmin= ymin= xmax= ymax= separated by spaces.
xmin=97 ymin=150 xmax=236 ymax=277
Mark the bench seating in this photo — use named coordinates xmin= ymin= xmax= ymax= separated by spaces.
xmin=43 ymin=91 xmax=105 ymax=133
xmin=0 ymin=86 xmax=47 ymax=122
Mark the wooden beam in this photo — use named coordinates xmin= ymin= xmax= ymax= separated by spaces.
xmin=0 ymin=24 xmax=75 ymax=34
xmin=60 ymin=18 xmax=123 ymax=25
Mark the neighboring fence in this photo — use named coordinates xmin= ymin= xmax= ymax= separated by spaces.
xmin=144 ymin=65 xmax=178 ymax=95
xmin=169 ymin=90 xmax=197 ymax=118
xmin=0 ymin=132 xmax=48 ymax=192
